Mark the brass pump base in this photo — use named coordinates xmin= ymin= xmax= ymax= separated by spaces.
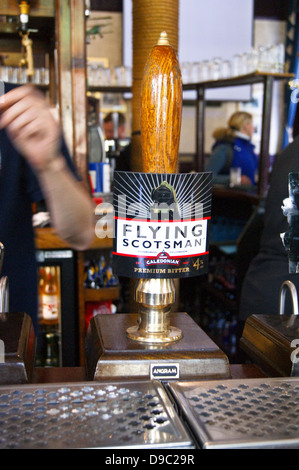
xmin=127 ymin=278 xmax=183 ymax=344
xmin=126 ymin=307 xmax=183 ymax=343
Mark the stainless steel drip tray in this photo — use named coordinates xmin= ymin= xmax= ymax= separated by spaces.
xmin=168 ymin=377 xmax=299 ymax=449
xmin=0 ymin=380 xmax=193 ymax=449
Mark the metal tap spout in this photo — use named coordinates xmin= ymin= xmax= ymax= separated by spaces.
xmin=0 ymin=243 xmax=9 ymax=313
xmin=279 ymin=280 xmax=299 ymax=316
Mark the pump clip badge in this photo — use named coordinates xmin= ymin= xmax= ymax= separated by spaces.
xmin=112 ymin=171 xmax=212 ymax=279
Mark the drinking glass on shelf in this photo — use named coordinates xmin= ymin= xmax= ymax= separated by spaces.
xmin=240 ymin=53 xmax=248 ymax=75
xmin=110 ymin=66 xmax=118 ymax=86
xmin=17 ymin=66 xmax=27 ymax=84
xmin=230 ymin=167 xmax=241 ymax=187
xmin=221 ymin=60 xmax=232 ymax=79
xmin=246 ymin=49 xmax=259 ymax=74
xmin=0 ymin=66 xmax=7 ymax=81
xmin=115 ymin=66 xmax=124 ymax=85
xmin=276 ymin=43 xmax=285 ymax=73
xmin=114 ymin=65 xmax=132 ymax=86
xmin=181 ymin=62 xmax=191 ymax=84
xmin=269 ymin=43 xmax=285 ymax=73
xmin=190 ymin=62 xmax=200 ymax=83
xmin=198 ymin=60 xmax=210 ymax=82
xmin=258 ymin=46 xmax=270 ymax=72
xmin=210 ymin=57 xmax=222 ymax=80
xmin=232 ymin=54 xmax=242 ymax=77
xmin=33 ymin=68 xmax=40 ymax=84
xmin=124 ymin=66 xmax=132 ymax=86
xmin=38 ymin=67 xmax=49 ymax=85
xmin=7 ymin=66 xmax=17 ymax=83
xmin=99 ymin=66 xmax=110 ymax=86
xmin=87 ymin=63 xmax=97 ymax=86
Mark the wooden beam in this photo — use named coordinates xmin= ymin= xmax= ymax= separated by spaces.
xmin=55 ymin=0 xmax=88 ymax=183
xmin=70 ymin=0 xmax=88 ymax=182
xmin=55 ymin=0 xmax=73 ymax=156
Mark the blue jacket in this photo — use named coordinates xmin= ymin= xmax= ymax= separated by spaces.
xmin=231 ymin=136 xmax=258 ymax=185
xmin=206 ymin=136 xmax=258 ymax=185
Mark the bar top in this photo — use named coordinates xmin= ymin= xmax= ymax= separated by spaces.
xmin=31 ymin=363 xmax=267 ymax=385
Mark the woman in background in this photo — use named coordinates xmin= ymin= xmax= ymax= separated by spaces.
xmin=206 ymin=111 xmax=258 ymax=186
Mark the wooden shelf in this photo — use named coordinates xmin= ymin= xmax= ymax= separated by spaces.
xmin=34 ymin=227 xmax=113 ymax=250
xmin=87 ymin=72 xmax=294 ymax=95
xmin=182 ymin=71 xmax=294 ymax=90
xmin=84 ymin=286 xmax=120 ymax=302
xmin=183 ymin=71 xmax=294 ymax=198
xmin=88 ymin=85 xmax=131 ymax=93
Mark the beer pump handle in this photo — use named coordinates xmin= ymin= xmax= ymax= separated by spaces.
xmin=127 ymin=32 xmax=183 ymax=344
xmin=141 ymin=31 xmax=182 ymax=174
xmin=21 ymin=32 xmax=34 ymax=78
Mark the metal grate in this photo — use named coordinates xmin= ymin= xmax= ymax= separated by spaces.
xmin=0 ymin=380 xmax=193 ymax=449
xmin=169 ymin=377 xmax=299 ymax=449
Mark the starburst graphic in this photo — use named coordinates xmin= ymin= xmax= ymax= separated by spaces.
xmin=113 ymin=171 xmax=212 ymax=220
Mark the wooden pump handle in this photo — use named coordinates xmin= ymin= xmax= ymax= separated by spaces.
xmin=141 ymin=31 xmax=182 ymax=174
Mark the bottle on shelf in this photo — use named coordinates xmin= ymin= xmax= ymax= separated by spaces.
xmin=40 ymin=266 xmax=61 ymax=326
xmin=44 ymin=332 xmax=60 ymax=367
xmin=36 ymin=266 xmax=61 ymax=367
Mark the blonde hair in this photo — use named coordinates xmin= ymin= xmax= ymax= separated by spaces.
xmin=212 ymin=111 xmax=253 ymax=140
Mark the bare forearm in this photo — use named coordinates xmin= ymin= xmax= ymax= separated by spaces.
xmin=0 ymin=85 xmax=95 ymax=250
xmin=37 ymin=156 xmax=95 ymax=250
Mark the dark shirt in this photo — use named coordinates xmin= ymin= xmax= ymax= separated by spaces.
xmin=239 ymin=135 xmax=299 ymax=321
xmin=0 ymin=82 xmax=76 ymax=332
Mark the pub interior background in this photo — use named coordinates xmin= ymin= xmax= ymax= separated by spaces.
xmin=85 ymin=0 xmax=293 ymax=364
xmin=4 ymin=0 xmax=299 ymax=452
xmin=0 ymin=0 xmax=296 ymax=367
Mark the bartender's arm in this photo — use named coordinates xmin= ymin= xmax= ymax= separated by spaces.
xmin=0 ymin=84 xmax=95 ymax=250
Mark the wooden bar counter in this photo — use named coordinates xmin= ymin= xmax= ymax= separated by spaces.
xmin=31 ymin=363 xmax=267 ymax=384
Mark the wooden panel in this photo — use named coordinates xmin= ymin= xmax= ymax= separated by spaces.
xmin=32 ymin=363 xmax=266 ymax=384
xmin=77 ymin=252 xmax=86 ymax=367
xmin=55 ymin=0 xmax=73 ymax=156
xmin=34 ymin=228 xmax=113 ymax=250
xmin=70 ymin=0 xmax=88 ymax=180
xmin=55 ymin=0 xmax=88 ymax=184
xmin=240 ymin=314 xmax=299 ymax=377
xmin=85 ymin=313 xmax=231 ymax=381
xmin=85 ymin=286 xmax=120 ymax=302
xmin=34 ymin=227 xmax=73 ymax=249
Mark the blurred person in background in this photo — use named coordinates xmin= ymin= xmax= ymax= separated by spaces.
xmin=238 ymin=135 xmax=299 ymax=330
xmin=206 ymin=111 xmax=258 ymax=186
xmin=0 ymin=83 xmax=94 ymax=331
xmin=103 ymin=111 xmax=126 ymax=140
xmin=103 ymin=111 xmax=131 ymax=172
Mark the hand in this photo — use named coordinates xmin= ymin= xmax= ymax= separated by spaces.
xmin=0 ymin=85 xmax=62 ymax=172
